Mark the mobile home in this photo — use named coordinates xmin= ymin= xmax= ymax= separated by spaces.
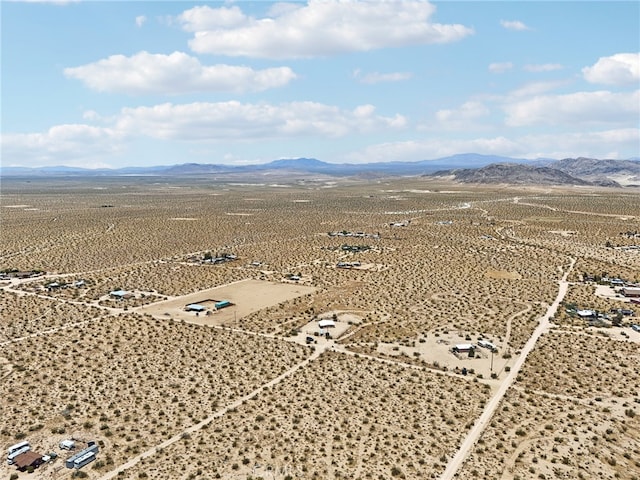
xmin=65 ymin=444 xmax=99 ymax=469
xmin=73 ymin=451 xmax=96 ymax=469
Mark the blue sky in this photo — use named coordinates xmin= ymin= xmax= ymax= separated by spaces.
xmin=2 ymin=0 xmax=639 ymax=168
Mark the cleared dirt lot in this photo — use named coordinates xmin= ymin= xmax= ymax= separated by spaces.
xmin=138 ymin=278 xmax=316 ymax=326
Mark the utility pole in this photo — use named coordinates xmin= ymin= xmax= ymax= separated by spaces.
xmin=490 ymin=349 xmax=494 ymax=373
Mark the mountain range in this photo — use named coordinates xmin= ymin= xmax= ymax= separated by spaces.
xmin=432 ymin=159 xmax=640 ymax=187
xmin=2 ymin=155 xmax=639 ymax=187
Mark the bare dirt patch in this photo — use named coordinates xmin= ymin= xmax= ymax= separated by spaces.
xmin=139 ymin=279 xmax=316 ymax=326
xmin=548 ymin=229 xmax=577 ymax=236
xmin=485 ymin=269 xmax=522 ymax=280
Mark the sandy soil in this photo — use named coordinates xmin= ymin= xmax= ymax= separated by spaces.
xmin=1 ymin=178 xmax=639 ymax=480
xmin=138 ymin=279 xmax=316 ymax=326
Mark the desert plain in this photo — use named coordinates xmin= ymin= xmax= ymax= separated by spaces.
xmin=1 ymin=175 xmax=639 ymax=480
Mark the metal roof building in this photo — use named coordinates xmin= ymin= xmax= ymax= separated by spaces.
xmin=185 ymin=304 xmax=206 ymax=312
xmin=318 ymin=319 xmax=336 ymax=328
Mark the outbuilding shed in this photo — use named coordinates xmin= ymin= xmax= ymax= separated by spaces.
xmin=109 ymin=290 xmax=132 ymax=299
xmin=452 ymin=344 xmax=475 ymax=353
xmin=13 ymin=450 xmax=43 ymax=470
xmin=59 ymin=440 xmax=75 ymax=450
xmin=623 ymin=287 xmax=640 ymax=297
xmin=318 ymin=319 xmax=336 ymax=328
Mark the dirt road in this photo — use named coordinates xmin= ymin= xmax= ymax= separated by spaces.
xmin=439 ymin=257 xmax=575 ymax=480
xmin=95 ymin=343 xmax=328 ymax=480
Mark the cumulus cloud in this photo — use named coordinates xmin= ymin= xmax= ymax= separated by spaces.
xmin=508 ymin=79 xmax=570 ymax=97
xmin=342 ymin=128 xmax=639 ymax=163
xmin=177 ymin=1 xmax=474 ymax=59
xmin=435 ymin=101 xmax=490 ymax=129
xmin=2 ymin=99 xmax=406 ymax=167
xmin=82 ymin=110 xmax=102 ymax=121
xmin=500 ymin=19 xmax=531 ymax=31
xmin=523 ymin=63 xmax=563 ymax=72
xmin=1 ymin=124 xmax=123 ymax=166
xmin=114 ymin=101 xmax=407 ymax=140
xmin=504 ymin=90 xmax=639 ymax=127
xmin=489 ymin=62 xmax=513 ymax=74
xmin=178 ymin=5 xmax=248 ymax=31
xmin=582 ymin=53 xmax=640 ymax=86
xmin=135 ymin=15 xmax=146 ymax=27
xmin=344 ymin=136 xmax=519 ymax=163
xmin=352 ymin=69 xmax=413 ymax=84
xmin=64 ymin=51 xmax=297 ymax=94
xmin=516 ymin=128 xmax=640 ymax=159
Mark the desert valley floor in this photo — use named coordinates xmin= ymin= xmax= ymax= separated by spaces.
xmin=1 ymin=175 xmax=639 ymax=480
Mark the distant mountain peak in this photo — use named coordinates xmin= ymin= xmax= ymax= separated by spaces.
xmin=432 ymin=162 xmax=599 ymax=186
xmin=265 ymin=158 xmax=330 ymax=168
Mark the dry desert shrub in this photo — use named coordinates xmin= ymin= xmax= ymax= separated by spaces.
xmin=0 ymin=290 xmax=104 ymax=339
xmin=516 ymin=331 xmax=640 ymax=402
xmin=455 ymin=389 xmax=640 ymax=480
xmin=2 ymin=178 xmax=639 ymax=480
xmin=0 ymin=313 xmax=310 ymax=469
xmin=118 ymin=351 xmax=492 ymax=480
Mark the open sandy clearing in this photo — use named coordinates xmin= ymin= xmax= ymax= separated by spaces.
xmin=485 ymin=269 xmax=522 ymax=280
xmin=548 ymin=229 xmax=577 ymax=237
xmin=138 ymin=279 xmax=316 ymax=325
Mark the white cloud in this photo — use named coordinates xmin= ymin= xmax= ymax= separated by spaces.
xmin=435 ymin=101 xmax=490 ymax=129
xmin=177 ymin=5 xmax=248 ymax=31
xmin=504 ymin=90 xmax=639 ymax=127
xmin=135 ymin=15 xmax=146 ymax=27
xmin=1 ymin=124 xmax=123 ymax=167
xmin=500 ymin=19 xmax=531 ymax=31
xmin=489 ymin=62 xmax=513 ymax=74
xmin=2 ymin=100 xmax=407 ymax=166
xmin=345 ymin=136 xmax=520 ymax=163
xmin=516 ymin=128 xmax=640 ymax=160
xmin=342 ymin=128 xmax=639 ymax=163
xmin=508 ymin=79 xmax=570 ymax=97
xmin=178 ymin=1 xmax=474 ymax=59
xmin=82 ymin=110 xmax=101 ymax=121
xmin=352 ymin=69 xmax=413 ymax=84
xmin=523 ymin=63 xmax=563 ymax=72
xmin=582 ymin=53 xmax=640 ymax=86
xmin=64 ymin=51 xmax=297 ymax=94
xmin=115 ymin=101 xmax=407 ymax=140
xmin=266 ymin=2 xmax=303 ymax=18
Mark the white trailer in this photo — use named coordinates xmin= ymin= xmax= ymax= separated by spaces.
xmin=478 ymin=340 xmax=497 ymax=351
xmin=7 ymin=441 xmax=29 ymax=456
